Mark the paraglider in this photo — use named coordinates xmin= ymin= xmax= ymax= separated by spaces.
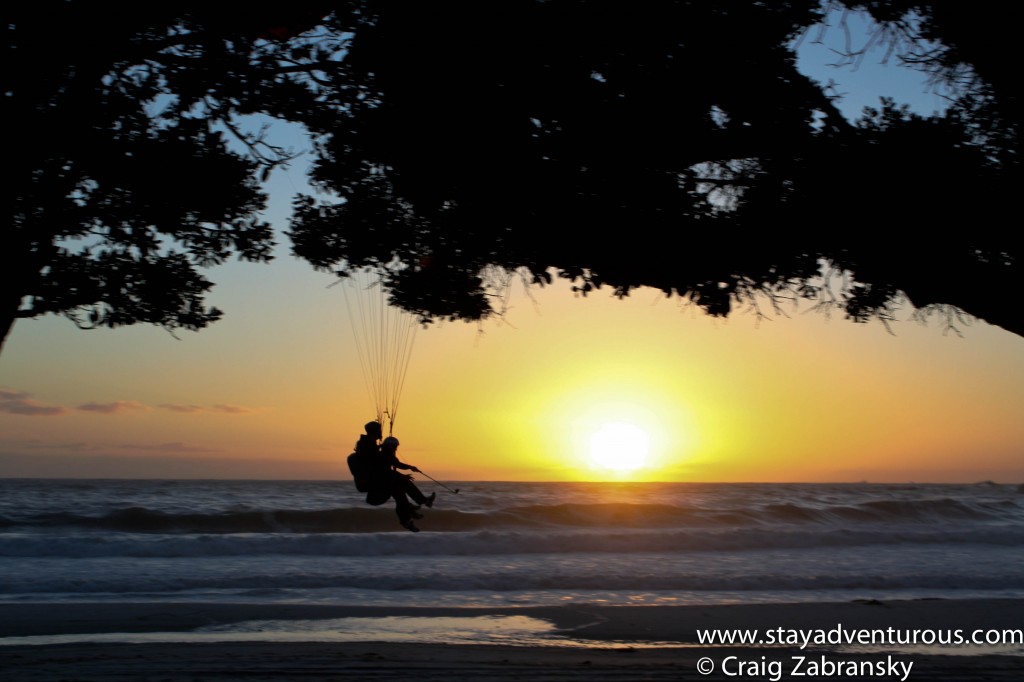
xmin=346 ymin=420 xmax=431 ymax=531
xmin=336 ymin=265 xmax=443 ymax=531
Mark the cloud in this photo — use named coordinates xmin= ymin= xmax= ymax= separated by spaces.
xmin=1 ymin=438 xmax=219 ymax=456
xmin=211 ymin=404 xmax=258 ymax=414
xmin=158 ymin=403 xmax=260 ymax=414
xmin=116 ymin=441 xmax=223 ymax=453
xmin=77 ymin=401 xmax=148 ymax=414
xmin=0 ymin=388 xmax=67 ymax=416
xmin=157 ymin=403 xmax=204 ymax=413
xmin=24 ymin=441 xmax=96 ymax=451
xmin=37 ymin=438 xmax=92 ymax=448
xmin=1 ymin=390 xmax=259 ymax=418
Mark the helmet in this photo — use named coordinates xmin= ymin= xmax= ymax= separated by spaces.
xmin=365 ymin=421 xmax=382 ymax=435
xmin=382 ymin=436 xmax=400 ymax=449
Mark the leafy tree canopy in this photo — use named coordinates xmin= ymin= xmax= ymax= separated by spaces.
xmin=5 ymin=1 xmax=1021 ymax=357
xmin=3 ymin=2 xmax=349 ymax=351
xmin=290 ymin=0 xmax=1021 ymax=337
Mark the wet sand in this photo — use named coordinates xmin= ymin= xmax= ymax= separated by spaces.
xmin=1 ymin=598 xmax=1022 ymax=680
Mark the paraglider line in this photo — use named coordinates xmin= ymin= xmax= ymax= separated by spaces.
xmin=418 ymin=471 xmax=460 ymax=494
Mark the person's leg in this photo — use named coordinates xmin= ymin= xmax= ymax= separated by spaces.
xmin=404 ymin=479 xmax=429 ymax=506
xmin=409 ymin=481 xmax=435 ymax=508
xmin=391 ymin=472 xmax=431 ymax=507
xmin=390 ymin=487 xmax=420 ymax=531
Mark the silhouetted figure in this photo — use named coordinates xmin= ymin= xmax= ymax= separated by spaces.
xmin=380 ymin=436 xmax=435 ymax=532
xmin=347 ymin=420 xmax=386 ymax=500
xmin=346 ymin=421 xmax=435 ymax=532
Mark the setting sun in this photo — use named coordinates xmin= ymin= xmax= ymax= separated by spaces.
xmin=588 ymin=422 xmax=650 ymax=473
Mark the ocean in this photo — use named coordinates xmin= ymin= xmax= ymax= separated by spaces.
xmin=2 ymin=478 xmax=1023 ymax=611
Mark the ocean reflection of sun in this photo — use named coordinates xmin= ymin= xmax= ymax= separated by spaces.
xmin=588 ymin=422 xmax=650 ymax=473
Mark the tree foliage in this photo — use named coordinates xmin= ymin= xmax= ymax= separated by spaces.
xmin=289 ymin=0 xmax=1021 ymax=338
xmin=5 ymin=1 xmax=1022 ymax=357
xmin=3 ymin=2 xmax=349 ymax=351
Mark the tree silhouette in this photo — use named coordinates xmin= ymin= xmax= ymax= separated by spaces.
xmin=289 ymin=0 xmax=1021 ymax=337
xmin=3 ymin=3 xmax=344 ymax=353
xmin=5 ymin=1 xmax=1021 ymax=358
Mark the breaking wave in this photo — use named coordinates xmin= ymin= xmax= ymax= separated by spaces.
xmin=3 ymin=495 xmax=1019 ymax=535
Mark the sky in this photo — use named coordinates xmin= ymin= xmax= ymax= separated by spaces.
xmin=1 ymin=11 xmax=1022 ymax=482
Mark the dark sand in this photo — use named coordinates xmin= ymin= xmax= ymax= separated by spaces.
xmin=1 ymin=599 xmax=1021 ymax=680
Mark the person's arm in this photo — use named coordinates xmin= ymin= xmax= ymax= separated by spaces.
xmin=381 ymin=449 xmax=418 ymax=471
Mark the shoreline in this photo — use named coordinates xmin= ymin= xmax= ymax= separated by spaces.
xmin=2 ymin=598 xmax=1022 ymax=681
xmin=2 ymin=597 xmax=1024 ymax=640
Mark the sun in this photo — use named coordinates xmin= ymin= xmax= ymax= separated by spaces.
xmin=588 ymin=422 xmax=651 ymax=473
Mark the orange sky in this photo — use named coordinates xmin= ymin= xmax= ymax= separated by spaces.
xmin=2 ymin=255 xmax=1022 ymax=482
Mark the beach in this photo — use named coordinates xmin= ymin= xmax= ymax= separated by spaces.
xmin=2 ymin=598 xmax=1023 ymax=680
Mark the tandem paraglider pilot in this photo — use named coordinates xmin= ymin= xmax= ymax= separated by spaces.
xmin=347 ymin=421 xmax=435 ymax=532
